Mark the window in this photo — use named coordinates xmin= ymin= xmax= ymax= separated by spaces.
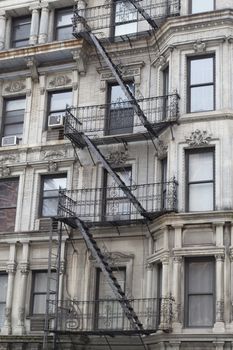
xmin=55 ymin=8 xmax=73 ymax=41
xmin=40 ymin=175 xmax=66 ymax=217
xmin=187 ymin=55 xmax=215 ymax=113
xmin=114 ymin=0 xmax=138 ymax=36
xmin=103 ymin=167 xmax=132 ymax=221
xmin=2 ymin=98 xmax=26 ymax=139
xmin=185 ymin=257 xmax=215 ymax=327
xmin=95 ymin=267 xmax=126 ymax=329
xmin=11 ymin=16 xmax=31 ymax=48
xmin=0 ymin=178 xmax=19 ymax=232
xmin=190 ymin=0 xmax=214 ymax=14
xmin=106 ymin=83 xmax=134 ymax=135
xmin=161 ymin=158 xmax=167 ymax=209
xmin=0 ymin=274 xmax=7 ymax=327
xmin=47 ymin=90 xmax=72 ymax=128
xmin=162 ymin=66 xmax=169 ymax=119
xmin=31 ymin=271 xmax=56 ymax=315
xmin=186 ymin=149 xmax=214 ymax=212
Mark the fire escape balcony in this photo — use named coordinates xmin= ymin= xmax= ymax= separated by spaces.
xmin=73 ymin=0 xmax=181 ymax=41
xmin=57 ymin=181 xmax=178 ymax=226
xmin=65 ymin=93 xmax=180 ymax=148
xmin=49 ymin=297 xmax=173 ymax=335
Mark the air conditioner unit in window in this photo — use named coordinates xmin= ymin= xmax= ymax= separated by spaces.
xmin=48 ymin=114 xmax=64 ymax=128
xmin=2 ymin=135 xmax=19 ymax=146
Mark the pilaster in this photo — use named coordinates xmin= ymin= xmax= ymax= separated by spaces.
xmin=38 ymin=2 xmax=49 ymax=44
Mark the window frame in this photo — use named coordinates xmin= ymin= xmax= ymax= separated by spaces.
xmin=185 ymin=148 xmax=215 ymax=212
xmin=11 ymin=15 xmax=31 ymax=48
xmin=30 ymin=270 xmax=56 ymax=316
xmin=111 ymin=0 xmax=138 ymax=38
xmin=187 ymin=54 xmax=215 ymax=113
xmin=0 ymin=178 xmax=19 ymax=232
xmin=2 ymin=96 xmax=26 ymax=140
xmin=105 ymin=82 xmax=134 ymax=135
xmin=0 ymin=272 xmax=8 ymax=328
xmin=102 ymin=166 xmax=132 ymax=221
xmin=54 ymin=7 xmax=73 ymax=41
xmin=46 ymin=89 xmax=72 ymax=130
xmin=189 ymin=0 xmax=215 ymax=14
xmin=39 ymin=174 xmax=67 ymax=218
xmin=185 ymin=257 xmax=215 ymax=328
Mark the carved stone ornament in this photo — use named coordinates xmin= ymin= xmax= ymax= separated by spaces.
xmin=20 ymin=262 xmax=29 ymax=274
xmin=48 ymin=160 xmax=58 ymax=172
xmin=0 ymin=154 xmax=17 ymax=164
xmin=185 ymin=129 xmax=212 ymax=147
xmin=0 ymin=166 xmax=11 ymax=177
xmin=158 ymin=55 xmax=166 ymax=67
xmin=5 ymin=80 xmax=26 ymax=93
xmin=157 ymin=140 xmax=168 ymax=159
xmin=105 ymin=150 xmax=129 ymax=166
xmin=90 ymin=250 xmax=134 ymax=266
xmin=193 ymin=40 xmax=206 ymax=53
xmin=49 ymin=75 xmax=72 ymax=88
xmin=42 ymin=149 xmax=66 ymax=160
xmin=6 ymin=262 xmax=16 ymax=274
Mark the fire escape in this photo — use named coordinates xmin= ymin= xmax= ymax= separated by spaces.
xmin=43 ymin=1 xmax=180 ymax=349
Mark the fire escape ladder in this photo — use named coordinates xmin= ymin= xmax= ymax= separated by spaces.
xmin=43 ymin=219 xmax=63 ymax=350
xmin=73 ymin=217 xmax=144 ymax=332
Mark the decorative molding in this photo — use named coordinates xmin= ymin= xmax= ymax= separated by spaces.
xmin=47 ymin=160 xmax=58 ymax=172
xmin=193 ymin=39 xmax=206 ymax=53
xmin=156 ymin=140 xmax=168 ymax=159
xmin=185 ymin=129 xmax=212 ymax=147
xmin=72 ymin=49 xmax=88 ymax=76
xmin=90 ymin=250 xmax=134 ymax=266
xmin=49 ymin=74 xmax=72 ymax=88
xmin=105 ymin=149 xmax=129 ymax=166
xmin=42 ymin=149 xmax=66 ymax=160
xmin=25 ymin=57 xmax=38 ymax=82
xmin=19 ymin=263 xmax=30 ymax=274
xmin=0 ymin=154 xmax=17 ymax=164
xmin=215 ymin=254 xmax=225 ymax=262
xmin=0 ymin=166 xmax=11 ymax=177
xmin=173 ymin=256 xmax=183 ymax=263
xmin=4 ymin=80 xmax=26 ymax=94
xmin=6 ymin=262 xmax=17 ymax=274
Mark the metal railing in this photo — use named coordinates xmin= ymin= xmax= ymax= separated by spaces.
xmin=49 ymin=298 xmax=173 ymax=334
xmin=73 ymin=0 xmax=180 ymax=37
xmin=58 ymin=181 xmax=178 ymax=222
xmin=65 ymin=94 xmax=179 ymax=137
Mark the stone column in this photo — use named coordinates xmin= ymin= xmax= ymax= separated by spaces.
xmin=172 ymin=256 xmax=182 ymax=331
xmin=15 ymin=243 xmax=30 ymax=335
xmin=159 ymin=256 xmax=170 ymax=330
xmin=0 ymin=10 xmax=6 ymax=50
xmin=38 ymin=2 xmax=49 ymax=44
xmin=214 ymin=254 xmax=225 ymax=332
xmin=2 ymin=246 xmax=17 ymax=335
xmin=29 ymin=5 xmax=40 ymax=45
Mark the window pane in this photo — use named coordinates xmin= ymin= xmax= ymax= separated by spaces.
xmin=188 ymin=261 xmax=214 ymax=293
xmin=34 ymin=272 xmax=47 ymax=293
xmin=57 ymin=9 xmax=73 ymax=26
xmin=189 ymin=183 xmax=213 ymax=211
xmin=42 ymin=198 xmax=59 ymax=216
xmin=50 ymin=91 xmax=72 ymax=111
xmin=189 ymin=152 xmax=213 ymax=182
xmin=0 ymin=275 xmax=8 ymax=302
xmin=191 ymin=0 xmax=214 ymax=14
xmin=115 ymin=1 xmax=137 ymax=23
xmin=56 ymin=27 xmax=73 ymax=41
xmin=115 ymin=22 xmax=137 ymax=36
xmin=4 ymin=124 xmax=23 ymax=137
xmin=190 ymin=85 xmax=214 ymax=112
xmin=0 ymin=209 xmax=17 ymax=232
xmin=33 ymin=295 xmax=46 ymax=314
xmin=12 ymin=17 xmax=31 ymax=47
xmin=0 ymin=179 xmax=19 ymax=208
xmin=98 ymin=269 xmax=125 ymax=299
xmin=44 ymin=178 xmax=66 ymax=191
xmin=189 ymin=295 xmax=214 ymax=326
xmin=190 ymin=58 xmax=213 ymax=85
xmin=107 ymin=169 xmax=132 ymax=188
xmin=6 ymin=99 xmax=26 ymax=111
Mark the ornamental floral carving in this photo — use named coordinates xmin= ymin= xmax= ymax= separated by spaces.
xmin=105 ymin=150 xmax=129 ymax=166
xmin=185 ymin=129 xmax=212 ymax=147
xmin=193 ymin=40 xmax=206 ymax=53
xmin=48 ymin=160 xmax=58 ymax=172
xmin=42 ymin=150 xmax=66 ymax=160
xmin=49 ymin=75 xmax=72 ymax=88
xmin=0 ymin=166 xmax=11 ymax=177
xmin=5 ymin=80 xmax=26 ymax=93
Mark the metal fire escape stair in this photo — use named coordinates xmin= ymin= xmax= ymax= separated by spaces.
xmin=43 ymin=3 xmax=172 ymax=347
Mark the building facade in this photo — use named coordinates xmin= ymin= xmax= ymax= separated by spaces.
xmin=0 ymin=0 xmax=233 ymax=349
